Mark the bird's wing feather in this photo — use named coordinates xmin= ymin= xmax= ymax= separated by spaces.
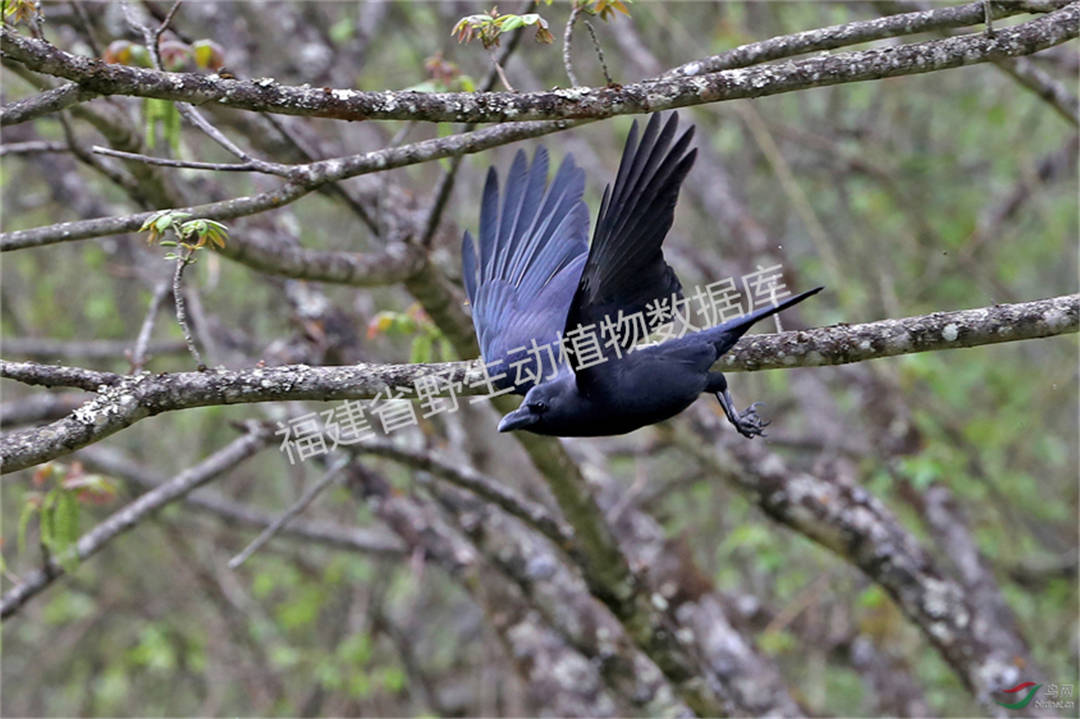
xmin=462 ymin=148 xmax=589 ymax=393
xmin=565 ymin=113 xmax=696 ymax=339
xmin=564 ymin=113 xmax=697 ymax=395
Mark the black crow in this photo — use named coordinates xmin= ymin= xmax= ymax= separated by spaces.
xmin=461 ymin=112 xmax=822 ymax=437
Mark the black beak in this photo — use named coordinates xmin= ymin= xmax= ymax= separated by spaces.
xmin=498 ymin=406 xmax=538 ymax=432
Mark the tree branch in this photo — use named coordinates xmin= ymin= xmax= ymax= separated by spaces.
xmin=0 ymin=361 xmax=121 ymax=391
xmin=718 ymin=292 xmax=1078 ymax=371
xmin=663 ymin=0 xmax=1069 ymax=77
xmin=0 ymin=423 xmax=272 ymax=619
xmin=994 ymin=53 xmax=1080 ymax=124
xmin=2 ymin=294 xmax=1075 ymax=473
xmin=76 ymin=444 xmax=404 ymax=557
xmin=227 ymin=454 xmax=349 ymax=568
xmin=356 ymin=437 xmax=574 ymax=549
xmin=0 ymin=81 xmax=97 ymax=126
xmin=2 ymin=4 xmax=1076 ymax=123
xmin=674 ymin=431 xmax=1047 ymax=716
xmin=0 ymin=120 xmax=582 ymax=252
xmin=0 ymin=139 xmax=68 ymax=156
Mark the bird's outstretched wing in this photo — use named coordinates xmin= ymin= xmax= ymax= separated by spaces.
xmin=462 ymin=147 xmax=590 ymax=393
xmin=563 ymin=112 xmax=697 ymax=349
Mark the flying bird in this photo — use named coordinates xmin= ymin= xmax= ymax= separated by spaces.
xmin=461 ymin=112 xmax=821 ymax=437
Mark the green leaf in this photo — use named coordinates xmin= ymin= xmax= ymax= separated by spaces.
xmin=139 ymin=210 xmax=167 ymax=232
xmin=53 ymin=490 xmax=80 ymax=571
xmin=498 ymin=15 xmax=525 ymax=31
xmin=40 ymin=488 xmax=59 ymax=555
xmin=329 ymin=17 xmax=355 ymax=45
xmin=179 ymin=219 xmax=204 ymax=238
xmin=410 ymin=333 xmax=433 ymax=364
xmin=338 ymin=632 xmax=372 ymax=666
xmin=381 ymin=666 xmax=407 ymax=692
xmin=17 ymin=498 xmax=38 ymax=555
xmin=404 ymin=80 xmax=441 ymax=94
xmin=164 ymin=103 xmax=182 ymax=155
xmin=191 ymin=39 xmax=225 ymax=70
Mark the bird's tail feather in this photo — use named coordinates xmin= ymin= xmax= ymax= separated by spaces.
xmin=706 ymin=285 xmax=823 ymax=356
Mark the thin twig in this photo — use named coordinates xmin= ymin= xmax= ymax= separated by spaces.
xmin=735 ymin=101 xmax=844 ymax=289
xmin=89 ymin=145 xmax=261 ymax=172
xmin=583 ymin=19 xmax=613 ymax=86
xmin=260 ymin=112 xmax=378 ymax=233
xmin=420 ymin=4 xmax=533 ymax=248
xmin=0 ymin=140 xmax=68 ymax=156
xmin=57 ymin=111 xmax=143 ymax=199
xmin=488 ymin=50 xmax=515 ymax=92
xmin=123 ymin=0 xmax=181 ymax=70
xmin=181 ymin=282 xmax=218 ymax=365
xmin=77 ymin=444 xmax=404 ymax=556
xmin=173 ymin=101 xmax=267 ymax=165
xmin=3 ymin=120 xmax=585 ymax=251
xmin=68 ymin=1 xmax=103 ymax=57
xmin=124 ymin=0 xmax=281 ymax=171
xmin=172 ymin=249 xmax=204 ymax=369
xmin=563 ymin=3 xmax=583 ymax=87
xmin=130 ymin=279 xmax=172 ymax=372
xmin=227 ymin=455 xmax=350 ymax=569
xmin=357 ymin=438 xmax=574 ymax=548
xmin=0 ymin=424 xmax=272 ymax=618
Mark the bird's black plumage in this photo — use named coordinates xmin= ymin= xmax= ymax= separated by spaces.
xmin=462 ymin=113 xmax=822 ymax=437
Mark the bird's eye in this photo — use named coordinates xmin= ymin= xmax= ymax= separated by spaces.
xmin=528 ymin=400 xmax=548 ymax=414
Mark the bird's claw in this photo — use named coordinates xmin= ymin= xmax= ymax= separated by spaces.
xmin=732 ymin=402 xmax=770 ymax=439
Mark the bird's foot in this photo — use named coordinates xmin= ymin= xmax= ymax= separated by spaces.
xmin=715 ymin=389 xmax=770 ymax=439
xmin=731 ymin=401 xmax=770 ymax=438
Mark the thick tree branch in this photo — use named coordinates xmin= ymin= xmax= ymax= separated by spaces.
xmin=2 ymin=5 xmax=1076 ymax=123
xmin=0 ymin=81 xmax=97 ymax=126
xmin=674 ymin=430 xmax=1049 ymax=716
xmin=346 ymin=462 xmax=636 ymax=716
xmin=0 ymin=392 xmax=86 ymax=429
xmin=719 ymin=292 xmax=1078 ymax=370
xmin=2 ymin=294 xmax=1075 ymax=473
xmin=663 ymin=0 xmax=1068 ymax=77
xmin=1 ymin=361 xmax=121 ymax=391
xmin=994 ymin=54 xmax=1080 ymax=124
xmin=0 ymin=139 xmax=68 ymax=155
xmin=0 ymin=424 xmax=272 ymax=619
xmin=0 ymin=120 xmax=580 ymax=252
xmin=0 ymin=358 xmax=478 ymax=473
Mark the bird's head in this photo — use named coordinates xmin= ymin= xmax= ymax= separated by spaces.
xmin=497 ymin=377 xmax=579 ymax=434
